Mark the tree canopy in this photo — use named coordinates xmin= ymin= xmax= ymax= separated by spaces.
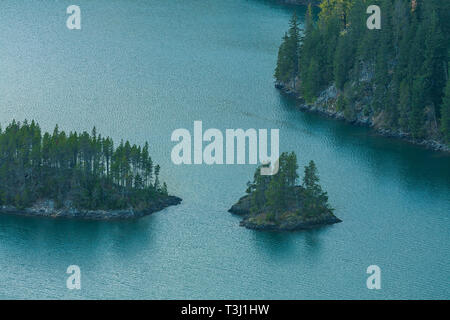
xmin=0 ymin=120 xmax=168 ymax=210
xmin=275 ymin=0 xmax=450 ymax=144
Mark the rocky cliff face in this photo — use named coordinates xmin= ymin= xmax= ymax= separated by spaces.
xmin=276 ymin=81 xmax=450 ymax=153
xmin=0 ymin=197 xmax=182 ymax=220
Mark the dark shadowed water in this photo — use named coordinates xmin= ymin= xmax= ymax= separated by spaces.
xmin=0 ymin=0 xmax=449 ymax=299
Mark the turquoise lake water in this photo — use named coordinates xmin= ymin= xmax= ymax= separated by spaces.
xmin=0 ymin=0 xmax=449 ymax=299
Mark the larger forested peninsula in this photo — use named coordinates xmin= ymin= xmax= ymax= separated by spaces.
xmin=275 ymin=0 xmax=450 ymax=151
xmin=0 ymin=120 xmax=181 ymax=220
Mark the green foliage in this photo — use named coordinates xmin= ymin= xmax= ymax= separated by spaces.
xmin=275 ymin=0 xmax=450 ymax=142
xmin=299 ymin=4 xmax=341 ymax=102
xmin=410 ymin=76 xmax=427 ymax=139
xmin=246 ymin=152 xmax=332 ymax=220
xmin=441 ymin=79 xmax=450 ymax=144
xmin=0 ymin=120 xmax=168 ymax=210
xmin=336 ymin=94 xmax=347 ymax=112
xmin=302 ymin=160 xmax=331 ymax=217
xmin=319 ymin=0 xmax=353 ymax=29
xmin=334 ymin=33 xmax=355 ymax=91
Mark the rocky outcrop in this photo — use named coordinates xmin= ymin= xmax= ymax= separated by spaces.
xmin=240 ymin=213 xmax=341 ymax=231
xmin=228 ymin=195 xmax=252 ymax=216
xmin=276 ymin=81 xmax=450 ymax=153
xmin=0 ymin=197 xmax=182 ymax=220
xmin=229 ymin=194 xmax=341 ymax=232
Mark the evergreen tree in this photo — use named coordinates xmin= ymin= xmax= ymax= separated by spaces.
xmin=274 ymin=0 xmax=450 ymax=144
xmin=0 ymin=120 xmax=170 ymax=210
xmin=302 ymin=160 xmax=330 ymax=216
xmin=275 ymin=12 xmax=301 ymax=85
xmin=275 ymin=33 xmax=292 ymax=83
xmin=245 ymin=152 xmax=332 ymax=220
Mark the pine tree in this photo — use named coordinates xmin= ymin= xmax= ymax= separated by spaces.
xmin=410 ymin=77 xmax=427 ymax=139
xmin=274 ymin=12 xmax=300 ymax=85
xmin=0 ymin=120 xmax=170 ymax=211
xmin=302 ymin=160 xmax=330 ymax=217
xmin=441 ymin=79 xmax=450 ymax=143
xmin=303 ymin=160 xmax=319 ymax=191
xmin=274 ymin=0 xmax=449 ymax=144
xmin=265 ymin=170 xmax=286 ymax=213
xmin=287 ymin=12 xmax=300 ymax=86
xmin=421 ymin=5 xmax=447 ymax=113
xmin=303 ymin=57 xmax=321 ymax=102
xmin=275 ymin=33 xmax=291 ymax=83
xmin=334 ymin=33 xmax=354 ymax=91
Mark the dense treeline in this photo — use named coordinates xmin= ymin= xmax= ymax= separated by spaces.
xmin=275 ymin=0 xmax=450 ymax=144
xmin=245 ymin=152 xmax=332 ymax=221
xmin=0 ymin=120 xmax=168 ymax=210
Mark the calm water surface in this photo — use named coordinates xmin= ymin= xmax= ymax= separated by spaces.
xmin=0 ymin=0 xmax=449 ymax=299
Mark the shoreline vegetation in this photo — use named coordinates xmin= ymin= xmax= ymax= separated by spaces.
xmin=274 ymin=0 xmax=450 ymax=153
xmin=229 ymin=152 xmax=341 ymax=231
xmin=0 ymin=120 xmax=181 ymax=220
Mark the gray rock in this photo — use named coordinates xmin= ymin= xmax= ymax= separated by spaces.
xmin=275 ymin=81 xmax=450 ymax=153
xmin=0 ymin=196 xmax=182 ymax=220
xmin=229 ymin=187 xmax=342 ymax=232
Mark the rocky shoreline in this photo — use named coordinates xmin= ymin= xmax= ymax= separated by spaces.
xmin=275 ymin=81 xmax=450 ymax=153
xmin=0 ymin=196 xmax=182 ymax=220
xmin=240 ymin=215 xmax=341 ymax=231
xmin=229 ymin=194 xmax=341 ymax=232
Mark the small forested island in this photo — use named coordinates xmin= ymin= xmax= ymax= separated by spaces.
xmin=275 ymin=0 xmax=450 ymax=152
xmin=229 ymin=152 xmax=341 ymax=231
xmin=0 ymin=120 xmax=181 ymax=220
